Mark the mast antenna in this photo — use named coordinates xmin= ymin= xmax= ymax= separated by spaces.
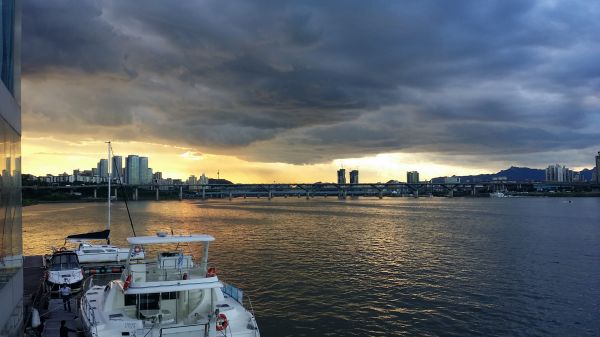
xmin=106 ymin=141 xmax=111 ymax=232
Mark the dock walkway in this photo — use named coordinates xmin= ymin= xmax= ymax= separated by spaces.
xmin=41 ymin=299 xmax=81 ymax=337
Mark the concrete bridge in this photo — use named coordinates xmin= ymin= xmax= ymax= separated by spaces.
xmin=22 ymin=181 xmax=600 ymax=201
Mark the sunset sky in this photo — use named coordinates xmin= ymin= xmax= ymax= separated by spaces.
xmin=22 ymin=1 xmax=600 ymax=183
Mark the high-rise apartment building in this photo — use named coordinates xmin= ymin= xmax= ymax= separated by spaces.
xmin=596 ymin=152 xmax=600 ymax=184
xmin=337 ymin=169 xmax=346 ymax=185
xmin=97 ymin=159 xmax=108 ymax=177
xmin=111 ymin=155 xmax=123 ymax=180
xmin=407 ymin=171 xmax=420 ymax=184
xmin=0 ymin=0 xmax=22 ymax=334
xmin=349 ymin=170 xmax=359 ymax=184
xmin=126 ymin=155 xmax=140 ymax=185
xmin=199 ymin=173 xmax=209 ymax=185
xmin=139 ymin=157 xmax=149 ymax=184
xmin=146 ymin=168 xmax=153 ymax=184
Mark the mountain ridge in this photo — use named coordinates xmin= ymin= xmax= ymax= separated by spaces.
xmin=432 ymin=166 xmax=595 ymax=183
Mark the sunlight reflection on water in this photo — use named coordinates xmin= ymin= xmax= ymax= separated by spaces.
xmin=23 ymin=197 xmax=600 ymax=336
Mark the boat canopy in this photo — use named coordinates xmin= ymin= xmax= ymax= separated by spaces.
xmin=66 ymin=229 xmax=110 ymax=242
xmin=123 ymin=280 xmax=223 ymax=294
xmin=127 ymin=234 xmax=215 ymax=245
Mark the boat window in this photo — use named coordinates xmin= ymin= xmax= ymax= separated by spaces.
xmin=161 ymin=292 xmax=177 ymax=300
xmin=50 ymin=254 xmax=79 ymax=270
xmin=139 ymin=293 xmax=160 ymax=311
xmin=124 ymin=294 xmax=137 ymax=306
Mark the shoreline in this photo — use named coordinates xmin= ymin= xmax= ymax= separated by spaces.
xmin=23 ymin=192 xmax=600 ymax=207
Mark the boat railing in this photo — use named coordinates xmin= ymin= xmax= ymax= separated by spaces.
xmin=82 ymin=274 xmax=95 ymax=291
xmin=123 ymin=261 xmax=209 ymax=283
xmin=160 ymin=323 xmax=209 ymax=337
xmin=81 ymin=294 xmax=98 ymax=337
xmin=222 ymin=282 xmax=260 ymax=336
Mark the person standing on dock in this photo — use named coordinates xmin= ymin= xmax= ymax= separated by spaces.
xmin=60 ymin=320 xmax=77 ymax=337
xmin=59 ymin=283 xmax=72 ymax=312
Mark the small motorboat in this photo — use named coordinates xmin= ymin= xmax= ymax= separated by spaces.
xmin=44 ymin=249 xmax=84 ymax=292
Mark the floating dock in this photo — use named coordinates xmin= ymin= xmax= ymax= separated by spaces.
xmin=24 ymin=255 xmax=122 ymax=337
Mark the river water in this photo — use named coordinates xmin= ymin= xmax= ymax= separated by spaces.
xmin=23 ymin=197 xmax=600 ymax=336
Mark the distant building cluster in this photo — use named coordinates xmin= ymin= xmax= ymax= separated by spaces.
xmin=25 ymin=152 xmax=220 ymax=189
xmin=186 ymin=174 xmax=209 ymax=190
xmin=544 ymin=164 xmax=581 ymax=182
xmin=34 ymin=155 xmax=156 ymax=185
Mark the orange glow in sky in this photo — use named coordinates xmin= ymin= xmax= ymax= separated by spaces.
xmin=23 ymin=136 xmax=491 ymax=183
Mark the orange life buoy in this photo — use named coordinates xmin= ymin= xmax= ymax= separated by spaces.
xmin=206 ymin=267 xmax=217 ymax=277
xmin=216 ymin=313 xmax=228 ymax=331
xmin=123 ymin=274 xmax=132 ymax=290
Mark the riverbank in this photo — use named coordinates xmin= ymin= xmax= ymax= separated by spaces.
xmin=22 ymin=191 xmax=600 ymax=206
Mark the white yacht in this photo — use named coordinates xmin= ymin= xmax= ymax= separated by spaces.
xmin=44 ymin=250 xmax=84 ymax=292
xmin=66 ymin=229 xmax=145 ymax=264
xmin=79 ymin=233 xmax=260 ymax=337
xmin=489 ymin=191 xmax=507 ymax=198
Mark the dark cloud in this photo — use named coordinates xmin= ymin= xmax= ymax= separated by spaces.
xmin=22 ymin=0 xmax=600 ymax=166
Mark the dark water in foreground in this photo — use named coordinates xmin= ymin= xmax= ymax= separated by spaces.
xmin=24 ymin=198 xmax=600 ymax=336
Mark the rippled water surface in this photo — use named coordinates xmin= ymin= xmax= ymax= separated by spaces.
xmin=24 ymin=198 xmax=600 ymax=336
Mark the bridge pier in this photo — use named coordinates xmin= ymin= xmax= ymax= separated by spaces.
xmin=202 ymin=186 xmax=206 ymax=200
xmin=448 ymin=189 xmax=454 ymax=198
xmin=243 ymin=194 xmax=246 ymax=199
xmin=179 ymin=186 xmax=183 ymax=201
xmin=229 ymin=192 xmax=232 ymax=201
xmin=471 ymin=185 xmax=476 ymax=196
xmin=114 ymin=188 xmax=118 ymax=200
xmin=133 ymin=188 xmax=138 ymax=201
xmin=378 ymin=190 xmax=383 ymax=199
xmin=93 ymin=188 xmax=97 ymax=199
xmin=268 ymin=190 xmax=272 ymax=200
xmin=156 ymin=188 xmax=159 ymax=201
xmin=414 ymin=189 xmax=419 ymax=198
xmin=306 ymin=191 xmax=310 ymax=200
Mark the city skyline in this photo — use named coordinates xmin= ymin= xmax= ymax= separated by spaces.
xmin=26 ymin=147 xmax=598 ymax=184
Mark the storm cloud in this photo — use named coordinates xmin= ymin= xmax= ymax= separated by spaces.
xmin=22 ymin=0 xmax=600 ymax=165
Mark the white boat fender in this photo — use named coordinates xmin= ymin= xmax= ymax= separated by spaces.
xmin=31 ymin=308 xmax=41 ymax=328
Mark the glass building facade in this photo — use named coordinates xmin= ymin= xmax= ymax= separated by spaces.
xmin=0 ymin=0 xmax=21 ymax=335
xmin=126 ymin=155 xmax=140 ymax=185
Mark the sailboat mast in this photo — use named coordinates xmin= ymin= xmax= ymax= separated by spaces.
xmin=107 ymin=141 xmax=111 ymax=231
